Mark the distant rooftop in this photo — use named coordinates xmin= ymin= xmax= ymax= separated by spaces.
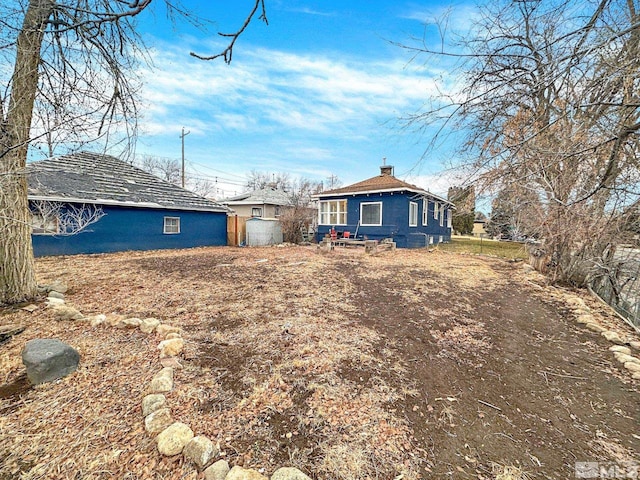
xmin=27 ymin=152 xmax=229 ymax=213
xmin=221 ymin=186 xmax=291 ymax=206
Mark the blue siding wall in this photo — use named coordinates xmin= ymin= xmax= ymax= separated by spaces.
xmin=316 ymin=191 xmax=452 ymax=248
xmin=31 ymin=204 xmax=227 ymax=257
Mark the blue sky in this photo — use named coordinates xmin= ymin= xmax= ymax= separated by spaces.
xmin=129 ymin=1 xmax=474 ymax=198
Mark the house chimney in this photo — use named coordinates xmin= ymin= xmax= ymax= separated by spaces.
xmin=380 ymin=159 xmax=393 ymax=176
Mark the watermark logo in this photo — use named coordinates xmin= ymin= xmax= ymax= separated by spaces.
xmin=575 ymin=461 xmax=639 ymax=479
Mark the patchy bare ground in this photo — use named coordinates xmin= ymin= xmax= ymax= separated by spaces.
xmin=0 ymin=246 xmax=638 ymax=479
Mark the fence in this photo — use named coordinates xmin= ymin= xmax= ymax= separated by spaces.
xmin=227 ymin=215 xmax=249 ymax=246
xmin=589 ymin=246 xmax=640 ymax=328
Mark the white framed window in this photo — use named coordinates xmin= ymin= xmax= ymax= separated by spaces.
xmin=422 ymin=199 xmax=429 ymax=226
xmin=163 ymin=216 xmax=180 ymax=234
xmin=434 ymin=202 xmax=439 ymax=220
xmin=274 ymin=206 xmax=281 ymax=217
xmin=409 ymin=201 xmax=418 ymax=227
xmin=360 ymin=202 xmax=382 ymax=226
xmin=319 ymin=200 xmax=347 ymax=225
xmin=447 ymin=208 xmax=452 ymax=228
xmin=31 ymin=214 xmax=59 ymax=235
xmin=439 ymin=205 xmax=445 ymax=226
xmin=251 ymin=207 xmax=263 ymax=217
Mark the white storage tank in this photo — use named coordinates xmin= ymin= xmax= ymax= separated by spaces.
xmin=245 ymin=217 xmax=283 ymax=246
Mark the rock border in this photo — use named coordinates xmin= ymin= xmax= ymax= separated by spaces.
xmin=520 ymin=265 xmax=640 ymax=381
xmin=38 ymin=285 xmax=311 ymax=480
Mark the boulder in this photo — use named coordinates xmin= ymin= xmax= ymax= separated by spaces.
xmin=49 ymin=281 xmax=68 ymax=294
xmin=156 ymin=324 xmax=181 ymax=337
xmin=47 ymin=291 xmax=65 ymax=300
xmin=625 ymin=362 xmax=640 ymax=373
xmin=52 ymin=305 xmax=83 ymax=321
xmin=144 ymin=407 xmax=173 ymax=434
xmin=602 ymin=331 xmax=624 ymax=345
xmin=609 ymin=345 xmax=631 ymax=355
xmin=158 ymin=338 xmax=184 ymax=358
xmin=271 ymin=467 xmax=312 ymax=480
xmin=204 ymin=460 xmax=230 ymax=480
xmin=225 ymin=466 xmax=268 ymax=480
xmin=585 ymin=323 xmax=606 ymax=333
xmin=166 ymin=332 xmax=182 ymax=340
xmin=46 ymin=297 xmax=65 ymax=306
xmin=142 ymin=393 xmax=167 ymax=416
xmin=22 ymin=339 xmax=80 ymax=384
xmin=156 ymin=422 xmax=194 ymax=456
xmin=140 ymin=318 xmax=161 ymax=334
xmin=150 ymin=367 xmax=174 ymax=393
xmin=116 ymin=318 xmax=142 ymax=329
xmin=575 ymin=314 xmax=594 ymax=324
xmin=630 ymin=341 xmax=640 ymax=351
xmin=87 ymin=314 xmax=107 ymax=327
xmin=183 ymin=435 xmax=217 ymax=470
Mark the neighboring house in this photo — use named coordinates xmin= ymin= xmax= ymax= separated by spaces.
xmin=27 ymin=152 xmax=230 ymax=256
xmin=221 ymin=187 xmax=291 ymax=218
xmin=313 ymin=165 xmax=454 ymax=248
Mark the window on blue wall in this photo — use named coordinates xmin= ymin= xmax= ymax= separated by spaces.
xmin=360 ymin=202 xmax=382 ymax=226
xmin=422 ymin=199 xmax=429 ymax=225
xmin=434 ymin=202 xmax=439 ymax=220
xmin=163 ymin=216 xmax=180 ymax=234
xmin=409 ymin=202 xmax=418 ymax=227
xmin=447 ymin=208 xmax=453 ymax=228
xmin=319 ymin=200 xmax=347 ymax=225
xmin=439 ymin=205 xmax=445 ymax=227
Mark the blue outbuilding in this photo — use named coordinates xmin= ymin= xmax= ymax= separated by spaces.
xmin=27 ymin=152 xmax=230 ymax=256
xmin=314 ymin=164 xmax=454 ymax=248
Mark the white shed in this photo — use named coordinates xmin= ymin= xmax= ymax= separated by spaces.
xmin=245 ymin=217 xmax=283 ymax=246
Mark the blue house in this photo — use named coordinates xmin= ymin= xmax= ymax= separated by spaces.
xmin=27 ymin=152 xmax=230 ymax=256
xmin=314 ymin=165 xmax=454 ymax=248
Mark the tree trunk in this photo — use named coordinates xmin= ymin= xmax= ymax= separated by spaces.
xmin=0 ymin=0 xmax=54 ymax=304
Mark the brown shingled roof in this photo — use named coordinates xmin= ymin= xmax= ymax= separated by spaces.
xmin=317 ymin=170 xmax=452 ymax=204
xmin=321 ymin=173 xmax=425 ymax=195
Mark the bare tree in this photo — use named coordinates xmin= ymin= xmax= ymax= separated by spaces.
xmin=0 ymin=0 xmax=267 ymax=304
xmin=404 ymin=0 xmax=640 ymax=285
xmin=31 ymin=201 xmax=104 ymax=235
xmin=245 ymin=170 xmax=291 ymax=191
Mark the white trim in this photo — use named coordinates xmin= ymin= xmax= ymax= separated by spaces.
xmin=318 ymin=199 xmax=347 ymax=225
xmin=434 ymin=202 xmax=439 ymax=220
xmin=163 ymin=216 xmax=180 ymax=234
xmin=409 ymin=201 xmax=418 ymax=227
xmin=422 ymin=198 xmax=429 ymax=226
xmin=359 ymin=201 xmax=382 ymax=226
xmin=439 ymin=205 xmax=445 ymax=227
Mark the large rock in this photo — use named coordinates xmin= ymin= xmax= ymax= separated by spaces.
xmin=150 ymin=367 xmax=174 ymax=393
xmin=204 ymin=460 xmax=230 ymax=480
xmin=52 ymin=305 xmax=84 ymax=321
xmin=158 ymin=338 xmax=184 ymax=358
xmin=625 ymin=362 xmax=640 ymax=373
xmin=21 ymin=339 xmax=80 ymax=384
xmin=610 ymin=345 xmax=631 ymax=355
xmin=156 ymin=324 xmax=181 ymax=338
xmin=144 ymin=407 xmax=173 ymax=434
xmin=140 ymin=318 xmax=161 ymax=334
xmin=271 ymin=467 xmax=312 ymax=480
xmin=156 ymin=422 xmax=193 ymax=456
xmin=47 ymin=291 xmax=65 ymax=300
xmin=225 ymin=466 xmax=268 ymax=480
xmin=183 ymin=435 xmax=217 ymax=470
xmin=602 ymin=330 xmax=625 ymax=345
xmin=142 ymin=393 xmax=167 ymax=416
xmin=116 ymin=317 xmax=142 ymax=329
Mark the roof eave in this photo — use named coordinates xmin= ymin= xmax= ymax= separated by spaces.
xmin=28 ymin=195 xmax=230 ymax=213
xmin=313 ymin=187 xmax=453 ymax=205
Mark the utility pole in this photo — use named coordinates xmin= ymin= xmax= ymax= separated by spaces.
xmin=180 ymin=127 xmax=190 ymax=188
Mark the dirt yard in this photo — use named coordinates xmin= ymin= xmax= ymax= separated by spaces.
xmin=1 ymin=246 xmax=638 ymax=479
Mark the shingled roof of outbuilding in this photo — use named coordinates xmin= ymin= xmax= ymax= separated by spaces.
xmin=222 ymin=187 xmax=291 ymax=206
xmin=27 ymin=152 xmax=229 ymax=213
